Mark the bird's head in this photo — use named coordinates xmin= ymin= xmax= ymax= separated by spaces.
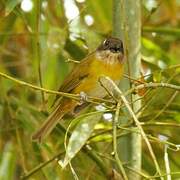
xmin=96 ymin=37 xmax=124 ymax=64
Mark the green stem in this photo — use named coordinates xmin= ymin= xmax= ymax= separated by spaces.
xmin=0 ymin=71 xmax=114 ymax=104
xmin=35 ymin=0 xmax=45 ymax=103
xmin=125 ymin=82 xmax=180 ymax=96
xmin=20 ymin=151 xmax=65 ymax=179
xmin=113 ymin=102 xmax=128 ymax=180
xmin=112 ymin=0 xmax=122 ymax=38
xmin=112 ymin=0 xmax=142 ymax=179
xmin=57 ymin=125 xmax=110 ymax=177
xmin=0 ymin=71 xmax=78 ymax=99
xmin=143 ymin=27 xmax=180 ymax=36
xmin=101 ymin=77 xmax=164 ymax=180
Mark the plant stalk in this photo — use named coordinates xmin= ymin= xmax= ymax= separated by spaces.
xmin=113 ymin=0 xmax=142 ymax=179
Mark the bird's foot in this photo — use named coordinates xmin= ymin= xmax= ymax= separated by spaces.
xmin=79 ymin=91 xmax=88 ymax=105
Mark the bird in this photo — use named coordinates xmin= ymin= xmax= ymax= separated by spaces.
xmin=32 ymin=37 xmax=125 ymax=142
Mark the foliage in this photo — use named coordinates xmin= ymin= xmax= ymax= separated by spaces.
xmin=0 ymin=0 xmax=179 ymax=179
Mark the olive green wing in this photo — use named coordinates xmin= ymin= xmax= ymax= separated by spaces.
xmin=59 ymin=53 xmax=94 ymax=93
xmin=51 ymin=53 xmax=95 ymax=107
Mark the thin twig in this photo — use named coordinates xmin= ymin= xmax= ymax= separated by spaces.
xmin=142 ymin=1 xmax=162 ymax=25
xmin=148 ymin=136 xmax=179 ymax=152
xmin=113 ymin=102 xmax=128 ymax=180
xmin=125 ymin=82 xmax=180 ymax=96
xmin=118 ymin=91 xmax=163 ymax=179
xmin=0 ymin=71 xmax=114 ymax=105
xmin=140 ymin=122 xmax=180 ymax=128
xmin=98 ymin=78 xmax=118 ymax=102
xmin=143 ymin=26 xmax=180 ymax=36
xmin=125 ymin=166 xmax=149 ymax=179
xmin=35 ymin=0 xmax=45 ymax=103
xmin=55 ymin=125 xmax=110 ymax=178
xmin=117 ymin=126 xmax=179 ymax=151
xmin=69 ymin=162 xmax=79 ymax=180
xmin=100 ymin=76 xmax=164 ymax=180
xmin=65 ymin=58 xmax=80 ymax=64
xmin=135 ymin=71 xmax=179 ymax=117
xmin=89 ymin=125 xmax=179 ymax=153
xmin=21 ymin=151 xmax=65 ymax=179
xmin=152 ymin=91 xmax=179 ymax=121
xmin=0 ymin=71 xmax=78 ymax=99
xmin=148 ymin=172 xmax=180 ymax=179
xmin=0 ymin=32 xmax=48 ymax=36
xmin=123 ymin=74 xmax=145 ymax=84
xmin=1 ymin=71 xmax=179 ymax=105
xmin=164 ymin=145 xmax=171 ymax=180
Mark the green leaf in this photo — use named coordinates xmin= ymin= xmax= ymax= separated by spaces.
xmin=5 ymin=0 xmax=22 ymax=16
xmin=0 ymin=142 xmax=16 ymax=180
xmin=60 ymin=112 xmax=102 ymax=168
xmin=142 ymin=37 xmax=174 ymax=66
xmin=85 ymin=0 xmax=112 ymax=32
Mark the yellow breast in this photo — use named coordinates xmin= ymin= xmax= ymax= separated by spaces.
xmin=90 ymin=58 xmax=123 ymax=80
xmin=74 ymin=56 xmax=124 ymax=96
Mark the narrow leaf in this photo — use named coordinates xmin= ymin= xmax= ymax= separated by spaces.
xmin=5 ymin=0 xmax=22 ymax=16
xmin=60 ymin=112 xmax=102 ymax=168
xmin=0 ymin=142 xmax=16 ymax=180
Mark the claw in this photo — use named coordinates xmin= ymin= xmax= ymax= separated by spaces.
xmin=79 ymin=91 xmax=88 ymax=104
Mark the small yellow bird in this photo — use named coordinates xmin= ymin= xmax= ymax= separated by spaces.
xmin=32 ymin=37 xmax=125 ymax=142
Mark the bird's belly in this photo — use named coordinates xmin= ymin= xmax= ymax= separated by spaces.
xmin=86 ymin=79 xmax=119 ymax=97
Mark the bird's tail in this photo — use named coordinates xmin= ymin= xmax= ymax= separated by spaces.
xmin=32 ymin=100 xmax=76 ymax=143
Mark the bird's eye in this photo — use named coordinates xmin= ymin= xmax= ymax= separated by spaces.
xmin=116 ymin=48 xmax=120 ymax=52
xmin=103 ymin=39 xmax=109 ymax=46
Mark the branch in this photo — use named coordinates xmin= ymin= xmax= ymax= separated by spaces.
xmin=125 ymin=166 xmax=149 ymax=179
xmin=0 ymin=71 xmax=77 ymax=98
xmin=152 ymin=91 xmax=178 ymax=121
xmin=125 ymin=82 xmax=180 ymax=96
xmin=164 ymin=145 xmax=171 ymax=180
xmin=99 ymin=76 xmax=164 ymax=179
xmin=22 ymin=124 xmax=110 ymax=179
xmin=52 ymin=124 xmax=110 ymax=178
xmin=0 ymin=71 xmax=114 ymax=105
xmin=1 ymin=71 xmax=179 ymax=104
xmin=35 ymin=0 xmax=45 ymax=103
xmin=21 ymin=151 xmax=65 ymax=179
xmin=117 ymin=126 xmax=179 ymax=151
xmin=149 ymin=172 xmax=180 ymax=179
xmin=113 ymin=102 xmax=128 ymax=180
xmin=140 ymin=122 xmax=180 ymax=128
xmin=143 ymin=27 xmax=180 ymax=36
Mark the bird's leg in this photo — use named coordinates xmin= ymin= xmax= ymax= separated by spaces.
xmin=79 ymin=91 xmax=88 ymax=105
xmin=70 ymin=91 xmax=89 ymax=116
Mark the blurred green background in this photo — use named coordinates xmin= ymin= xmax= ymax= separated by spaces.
xmin=0 ymin=0 xmax=180 ymax=179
